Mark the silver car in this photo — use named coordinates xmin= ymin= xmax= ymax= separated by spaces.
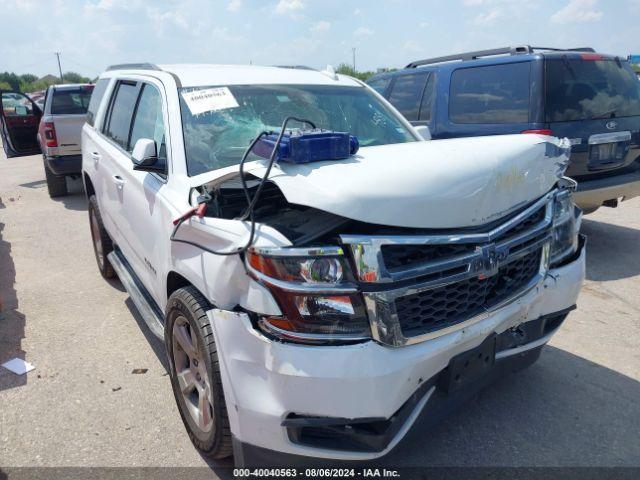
xmin=37 ymin=84 xmax=94 ymax=197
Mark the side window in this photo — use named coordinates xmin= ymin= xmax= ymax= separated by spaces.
xmin=103 ymin=81 xmax=139 ymax=149
xmin=1 ymin=92 xmax=35 ymax=117
xmin=130 ymin=84 xmax=167 ymax=172
xmin=387 ymin=73 xmax=428 ymax=121
xmin=367 ymin=77 xmax=392 ymax=95
xmin=418 ymin=74 xmax=436 ymax=122
xmin=449 ymin=63 xmax=531 ymax=124
xmin=86 ymin=79 xmax=109 ymax=127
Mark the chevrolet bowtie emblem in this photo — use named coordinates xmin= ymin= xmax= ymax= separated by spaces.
xmin=474 ymin=244 xmax=509 ymax=280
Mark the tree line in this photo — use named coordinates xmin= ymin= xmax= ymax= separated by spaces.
xmin=0 ymin=71 xmax=93 ymax=93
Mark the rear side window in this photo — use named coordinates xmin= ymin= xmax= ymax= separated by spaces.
xmin=103 ymin=81 xmax=139 ymax=150
xmin=51 ymin=86 xmax=94 ymax=115
xmin=129 ymin=84 xmax=166 ymax=169
xmin=545 ymin=58 xmax=640 ymax=122
xmin=86 ymin=79 xmax=110 ymax=126
xmin=387 ymin=72 xmax=428 ymax=121
xmin=367 ymin=76 xmax=392 ymax=95
xmin=450 ymin=63 xmax=531 ymax=124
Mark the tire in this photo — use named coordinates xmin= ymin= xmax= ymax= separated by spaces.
xmin=88 ymin=195 xmax=115 ymax=279
xmin=165 ymin=287 xmax=232 ymax=459
xmin=44 ymin=162 xmax=68 ymax=197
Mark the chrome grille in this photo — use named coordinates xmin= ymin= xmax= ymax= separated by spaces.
xmin=340 ymin=192 xmax=555 ymax=347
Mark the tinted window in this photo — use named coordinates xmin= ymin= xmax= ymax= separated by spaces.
xmin=450 ymin=63 xmax=531 ymax=124
xmin=130 ymin=84 xmax=166 ymax=169
xmin=104 ymin=81 xmax=138 ymax=149
xmin=367 ymin=76 xmax=392 ymax=95
xmin=179 ymin=84 xmax=416 ymax=176
xmin=545 ymin=58 xmax=640 ymax=122
xmin=51 ymin=86 xmax=93 ymax=115
xmin=387 ymin=73 xmax=428 ymax=121
xmin=419 ymin=74 xmax=436 ymax=122
xmin=86 ymin=79 xmax=110 ymax=126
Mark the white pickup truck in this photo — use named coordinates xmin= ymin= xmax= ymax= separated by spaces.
xmin=37 ymin=83 xmax=94 ymax=197
xmin=81 ymin=63 xmax=585 ymax=466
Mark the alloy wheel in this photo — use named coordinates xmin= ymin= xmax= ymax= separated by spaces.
xmin=172 ymin=316 xmax=215 ymax=432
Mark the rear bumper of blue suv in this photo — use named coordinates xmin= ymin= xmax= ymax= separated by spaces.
xmin=572 ymin=163 xmax=640 ymax=212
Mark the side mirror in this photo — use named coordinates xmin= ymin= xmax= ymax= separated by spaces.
xmin=414 ymin=125 xmax=431 ymax=141
xmin=131 ymin=138 xmax=165 ymax=173
xmin=131 ymin=138 xmax=157 ymax=166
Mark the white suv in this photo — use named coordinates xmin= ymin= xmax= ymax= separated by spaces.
xmin=82 ymin=63 xmax=585 ymax=465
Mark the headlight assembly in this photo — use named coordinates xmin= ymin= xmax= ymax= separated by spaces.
xmin=550 ymin=187 xmax=581 ymax=267
xmin=246 ymin=247 xmax=371 ymax=343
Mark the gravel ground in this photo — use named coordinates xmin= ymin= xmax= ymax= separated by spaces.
xmin=0 ymin=148 xmax=639 ymax=477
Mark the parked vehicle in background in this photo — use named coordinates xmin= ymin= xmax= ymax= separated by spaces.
xmin=0 ymin=90 xmax=42 ymax=157
xmin=368 ymin=46 xmax=640 ymax=213
xmin=79 ymin=63 xmax=584 ymax=466
xmin=27 ymin=90 xmax=46 ymax=110
xmin=37 ymin=84 xmax=94 ymax=196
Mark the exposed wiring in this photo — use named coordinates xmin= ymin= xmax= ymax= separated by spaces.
xmin=170 ymin=116 xmax=316 ymax=256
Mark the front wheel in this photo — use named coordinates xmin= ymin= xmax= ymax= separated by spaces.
xmin=165 ymin=287 xmax=232 ymax=459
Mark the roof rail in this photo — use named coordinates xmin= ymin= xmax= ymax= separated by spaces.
xmin=406 ymin=45 xmax=596 ymax=68
xmin=106 ymin=63 xmax=161 ymax=72
xmin=530 ymin=46 xmax=596 ymax=53
xmin=274 ymin=65 xmax=316 ymax=71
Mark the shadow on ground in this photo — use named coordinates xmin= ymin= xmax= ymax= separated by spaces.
xmin=0 ymin=217 xmax=27 ymax=392
xmin=124 ymin=298 xmax=169 ymax=372
xmin=581 ymin=219 xmax=640 ymax=282
xmin=380 ymin=345 xmax=640 ymax=467
xmin=50 ymin=177 xmax=87 ymax=212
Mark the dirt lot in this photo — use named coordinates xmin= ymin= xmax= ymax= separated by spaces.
xmin=1 ymin=148 xmax=639 ymax=476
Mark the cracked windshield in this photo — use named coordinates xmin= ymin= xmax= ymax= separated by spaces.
xmin=179 ymin=84 xmax=416 ymax=176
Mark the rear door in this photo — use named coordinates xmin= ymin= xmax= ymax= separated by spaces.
xmin=0 ymin=91 xmax=42 ymax=157
xmin=49 ymin=85 xmax=94 ymax=156
xmin=544 ymin=55 xmax=640 ymax=179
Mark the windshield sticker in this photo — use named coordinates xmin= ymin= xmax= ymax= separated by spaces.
xmin=181 ymin=87 xmax=239 ymax=115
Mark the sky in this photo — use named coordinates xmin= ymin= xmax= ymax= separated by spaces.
xmin=1 ymin=0 xmax=639 ymax=78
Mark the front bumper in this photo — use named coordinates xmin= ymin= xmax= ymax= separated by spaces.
xmin=572 ymin=167 xmax=640 ymax=212
xmin=45 ymin=154 xmax=82 ymax=176
xmin=210 ymin=239 xmax=585 ymax=463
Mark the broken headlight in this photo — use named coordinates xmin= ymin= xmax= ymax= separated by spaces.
xmin=246 ymin=247 xmax=371 ymax=343
xmin=550 ymin=187 xmax=581 ymax=266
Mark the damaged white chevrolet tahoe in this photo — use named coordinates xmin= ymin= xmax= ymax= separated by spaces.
xmin=81 ymin=63 xmax=585 ymax=465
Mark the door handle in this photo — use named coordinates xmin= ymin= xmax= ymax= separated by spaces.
xmin=90 ymin=151 xmax=101 ymax=166
xmin=113 ymin=175 xmax=125 ymax=190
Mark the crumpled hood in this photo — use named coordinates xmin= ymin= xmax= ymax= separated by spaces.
xmin=247 ymin=134 xmax=570 ymax=229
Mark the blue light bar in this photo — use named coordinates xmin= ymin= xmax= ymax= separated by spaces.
xmin=253 ymin=129 xmax=359 ymax=164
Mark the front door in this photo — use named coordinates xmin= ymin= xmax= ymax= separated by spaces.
xmin=98 ymin=79 xmax=170 ymax=305
xmin=0 ymin=91 xmax=42 ymax=157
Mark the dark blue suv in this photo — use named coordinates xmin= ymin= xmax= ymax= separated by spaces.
xmin=367 ymin=46 xmax=640 ymax=213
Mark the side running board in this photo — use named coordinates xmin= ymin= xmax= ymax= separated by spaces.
xmin=107 ymin=250 xmax=165 ymax=341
